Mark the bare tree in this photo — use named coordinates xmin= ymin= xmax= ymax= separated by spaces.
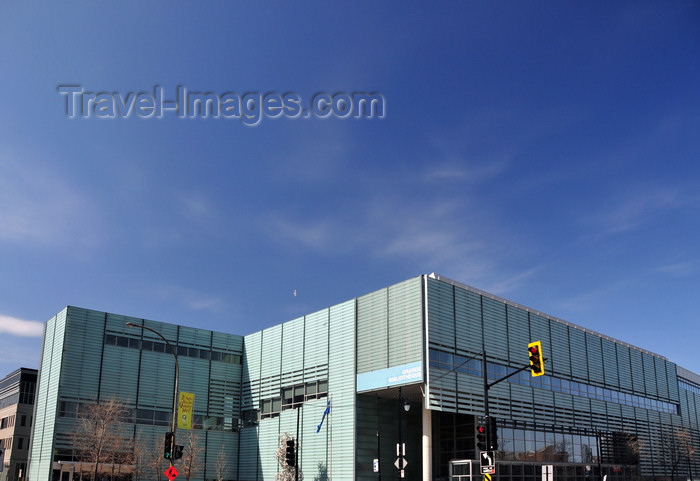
xmin=179 ymin=431 xmax=205 ymax=481
xmin=69 ymin=399 xmax=130 ymax=481
xmin=147 ymin=446 xmax=166 ymax=481
xmin=215 ymin=444 xmax=228 ymax=481
xmin=553 ymin=435 xmax=573 ymax=463
xmin=274 ymin=433 xmax=302 ymax=481
xmin=111 ymin=446 xmax=132 ymax=481
xmin=679 ymin=429 xmax=696 ymax=479
xmin=131 ymin=430 xmax=151 ymax=481
xmin=661 ymin=428 xmax=695 ymax=479
xmin=313 ymin=462 xmax=328 ymax=481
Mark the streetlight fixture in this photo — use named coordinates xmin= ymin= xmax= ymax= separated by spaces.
xmin=397 ymin=387 xmax=409 ymax=478
xmin=125 ymin=322 xmax=180 ymax=465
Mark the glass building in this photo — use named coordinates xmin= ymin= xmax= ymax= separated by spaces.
xmin=27 ymin=274 xmax=700 ymax=481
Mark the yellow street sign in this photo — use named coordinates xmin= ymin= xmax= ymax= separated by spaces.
xmin=177 ymin=392 xmax=195 ymax=430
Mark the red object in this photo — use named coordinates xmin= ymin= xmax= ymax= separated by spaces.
xmin=164 ymin=466 xmax=179 ymax=481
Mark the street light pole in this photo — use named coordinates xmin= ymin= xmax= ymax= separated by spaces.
xmin=126 ymin=322 xmax=180 ymax=465
xmin=397 ymin=387 xmax=410 ymax=479
xmin=399 ymin=387 xmax=403 ymax=479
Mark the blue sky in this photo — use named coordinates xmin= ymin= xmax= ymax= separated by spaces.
xmin=1 ymin=2 xmax=699 ymax=378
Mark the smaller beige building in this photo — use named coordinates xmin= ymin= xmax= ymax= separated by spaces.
xmin=0 ymin=368 xmax=37 ymax=481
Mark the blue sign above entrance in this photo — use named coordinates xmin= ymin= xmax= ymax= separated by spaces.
xmin=356 ymin=361 xmax=423 ymax=392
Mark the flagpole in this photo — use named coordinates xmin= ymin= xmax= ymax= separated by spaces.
xmin=316 ymin=396 xmax=333 ymax=479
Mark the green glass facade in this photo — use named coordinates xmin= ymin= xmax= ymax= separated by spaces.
xmin=27 ymin=275 xmax=700 ymax=481
xmin=425 ymin=274 xmax=700 ymax=481
xmin=27 ymin=307 xmax=243 ymax=481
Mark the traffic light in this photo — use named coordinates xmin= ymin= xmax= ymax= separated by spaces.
xmin=285 ymin=439 xmax=296 ymax=467
xmin=174 ymin=445 xmax=184 ymax=460
xmin=164 ymin=432 xmax=174 ymax=459
xmin=487 ymin=416 xmax=499 ymax=451
xmin=528 ymin=341 xmax=545 ymax=377
xmin=476 ymin=424 xmax=487 ymax=451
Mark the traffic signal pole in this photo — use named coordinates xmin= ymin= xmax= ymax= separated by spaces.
xmin=482 ymin=348 xmax=546 ymax=412
xmin=295 ymin=406 xmax=300 ymax=481
xmin=481 ymin=350 xmax=544 ymax=449
xmin=126 ymin=322 xmax=180 ymax=467
xmin=482 ymin=350 xmax=490 ymax=420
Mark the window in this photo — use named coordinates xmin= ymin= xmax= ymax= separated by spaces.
xmin=105 ymin=332 xmax=241 ymax=364
xmin=282 ymin=387 xmax=294 ymax=408
xmin=262 ymin=379 xmax=329 ymax=418
xmin=240 ymin=409 xmax=259 ymax=427
xmin=222 ymin=353 xmax=241 ymax=364
xmin=59 ymin=401 xmax=79 ymax=418
xmin=260 ymin=398 xmax=282 ymax=419
xmin=429 ymin=347 xmax=680 ymax=415
xmin=294 ymin=385 xmax=304 ymax=404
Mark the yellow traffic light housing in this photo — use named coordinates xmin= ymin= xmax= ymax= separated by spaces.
xmin=528 ymin=341 xmax=545 ymax=377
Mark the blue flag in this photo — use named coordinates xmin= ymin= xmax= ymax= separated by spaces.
xmin=316 ymin=399 xmax=331 ymax=433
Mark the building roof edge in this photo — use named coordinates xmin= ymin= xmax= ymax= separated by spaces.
xmin=427 ymin=273 xmax=669 ymax=363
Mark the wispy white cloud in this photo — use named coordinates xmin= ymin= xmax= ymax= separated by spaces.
xmin=267 ymin=197 xmax=478 ymax=261
xmin=573 ymin=184 xmax=699 ymax=246
xmin=180 ymin=194 xmax=213 ymax=221
xmin=545 ymin=278 xmax=635 ymax=318
xmin=265 ymin=194 xmax=534 ymax=293
xmin=152 ymin=285 xmax=227 ymax=312
xmin=478 ymin=267 xmax=541 ymax=296
xmin=597 ymin=188 xmax=686 ymax=235
xmin=0 ymin=152 xmax=103 ymax=249
xmin=268 ymin=217 xmax=335 ymax=251
xmin=272 ymin=130 xmax=352 ymax=184
xmin=115 ymin=184 xmax=229 ymax=248
xmin=176 ymin=192 xmax=230 ymax=234
xmin=656 ymin=261 xmax=696 ymax=278
xmin=0 ymin=336 xmax=41 ymax=376
xmin=0 ymin=315 xmax=44 ymax=337
xmin=422 ymin=158 xmax=509 ymax=184
xmin=365 ymin=197 xmax=486 ymax=267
